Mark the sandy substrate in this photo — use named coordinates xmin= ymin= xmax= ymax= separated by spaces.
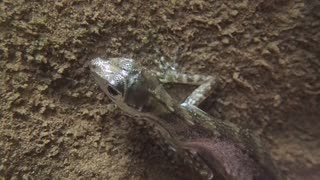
xmin=0 ymin=0 xmax=319 ymax=179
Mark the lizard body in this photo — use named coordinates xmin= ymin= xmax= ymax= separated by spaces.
xmin=89 ymin=57 xmax=284 ymax=180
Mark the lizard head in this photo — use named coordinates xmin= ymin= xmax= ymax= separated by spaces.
xmin=89 ymin=57 xmax=136 ymax=99
xmin=89 ymin=57 xmax=163 ymax=116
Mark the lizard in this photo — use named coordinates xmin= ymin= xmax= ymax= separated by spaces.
xmin=89 ymin=56 xmax=284 ymax=180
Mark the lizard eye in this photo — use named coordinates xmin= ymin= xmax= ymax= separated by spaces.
xmin=107 ymin=85 xmax=120 ymax=96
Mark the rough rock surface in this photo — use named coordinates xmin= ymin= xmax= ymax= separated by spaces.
xmin=0 ymin=0 xmax=319 ymax=179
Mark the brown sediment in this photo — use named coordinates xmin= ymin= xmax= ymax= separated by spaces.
xmin=0 ymin=0 xmax=319 ymax=179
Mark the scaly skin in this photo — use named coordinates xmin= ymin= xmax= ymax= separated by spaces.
xmin=89 ymin=57 xmax=284 ymax=180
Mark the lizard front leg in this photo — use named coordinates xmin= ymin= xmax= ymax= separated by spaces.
xmin=153 ymin=54 xmax=218 ymax=107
